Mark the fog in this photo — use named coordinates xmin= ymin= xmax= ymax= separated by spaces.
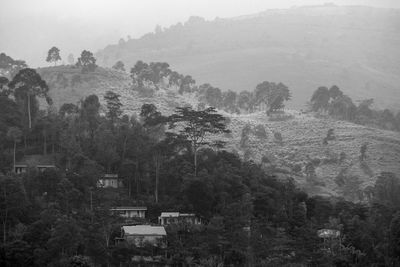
xmin=0 ymin=0 xmax=398 ymax=67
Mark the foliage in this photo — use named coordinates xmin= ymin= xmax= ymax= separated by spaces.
xmin=112 ymin=61 xmax=125 ymax=71
xmin=76 ymin=50 xmax=97 ymax=73
xmin=46 ymin=47 xmax=61 ymax=66
xmin=255 ymin=81 xmax=291 ymax=112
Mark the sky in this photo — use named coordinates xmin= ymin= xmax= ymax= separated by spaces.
xmin=0 ymin=0 xmax=399 ymax=67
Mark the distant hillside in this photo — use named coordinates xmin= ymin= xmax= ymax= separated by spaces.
xmin=96 ymin=5 xmax=400 ymax=110
xmin=39 ymin=66 xmax=400 ymax=202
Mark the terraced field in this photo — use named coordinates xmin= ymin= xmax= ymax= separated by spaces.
xmin=39 ymin=66 xmax=400 ymax=201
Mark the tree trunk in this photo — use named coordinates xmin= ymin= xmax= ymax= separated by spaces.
xmin=23 ymin=134 xmax=27 ymax=154
xmin=121 ymin=135 xmax=128 ymax=162
xmin=13 ymin=140 xmax=16 ymax=173
xmin=27 ymin=94 xmax=31 ymax=129
xmin=135 ymin=160 xmax=139 ymax=198
xmin=154 ymin=154 xmax=160 ymax=203
xmin=43 ymin=130 xmax=47 ymax=155
xmin=194 ymin=144 xmax=198 ymax=177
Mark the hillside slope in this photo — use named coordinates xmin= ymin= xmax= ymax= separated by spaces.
xmin=95 ymin=5 xmax=400 ymax=110
xmin=40 ymin=66 xmax=400 ymax=201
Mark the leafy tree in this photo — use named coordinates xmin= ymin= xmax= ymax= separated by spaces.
xmin=59 ymin=103 xmax=79 ymax=117
xmin=95 ymin=128 xmax=119 ymax=172
xmin=328 ymin=85 xmax=343 ymax=100
xmin=237 ymin=91 xmax=254 ymax=112
xmin=168 ymin=106 xmax=230 ymax=176
xmin=0 ymin=53 xmax=27 ymax=78
xmin=9 ymin=68 xmax=51 ymax=129
xmin=76 ymin=50 xmax=97 ymax=73
xmin=329 ymin=95 xmax=356 ymax=121
xmin=311 ymin=86 xmax=330 ymax=112
xmin=0 ymin=174 xmax=28 ymax=244
xmin=360 ymin=143 xmax=367 ymax=161
xmin=80 ymin=95 xmax=101 ymax=154
xmin=46 ymin=46 xmax=61 ymax=66
xmin=222 ymin=90 xmax=237 ymax=113
xmin=323 ymin=128 xmax=335 ymax=145
xmin=373 ymin=172 xmax=400 ymax=207
xmin=254 ymin=81 xmax=291 ymax=112
xmin=204 ymin=84 xmax=222 ymax=108
xmin=104 ymin=91 xmax=123 ymax=126
xmin=112 ymin=61 xmax=125 ymax=71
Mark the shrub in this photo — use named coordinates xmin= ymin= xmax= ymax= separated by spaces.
xmin=254 ymin=124 xmax=267 ymax=139
xmin=274 ymin=132 xmax=283 ymax=144
xmin=292 ymin=164 xmax=302 ymax=173
xmin=136 ymin=86 xmax=155 ymax=98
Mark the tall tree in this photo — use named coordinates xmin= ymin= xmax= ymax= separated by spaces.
xmin=310 ymin=86 xmax=330 ymax=112
xmin=168 ymin=106 xmax=230 ymax=176
xmin=104 ymin=91 xmax=122 ymax=127
xmin=6 ymin=127 xmax=22 ymax=173
xmin=9 ymin=68 xmax=51 ymax=129
xmin=46 ymin=47 xmax=61 ymax=66
xmin=76 ymin=50 xmax=97 ymax=73
xmin=254 ymin=81 xmax=291 ymax=112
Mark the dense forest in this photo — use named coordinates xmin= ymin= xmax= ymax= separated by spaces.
xmin=1 ymin=52 xmax=400 ymax=266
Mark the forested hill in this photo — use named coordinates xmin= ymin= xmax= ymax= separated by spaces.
xmin=38 ymin=66 xmax=400 ymax=201
xmin=95 ymin=5 xmax=400 ymax=110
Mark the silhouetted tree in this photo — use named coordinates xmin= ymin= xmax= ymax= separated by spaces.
xmin=46 ymin=47 xmax=61 ymax=66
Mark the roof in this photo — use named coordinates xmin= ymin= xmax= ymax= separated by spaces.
xmin=160 ymin=212 xmax=196 ymax=217
xmin=160 ymin=212 xmax=180 ymax=217
xmin=15 ymin=154 xmax=56 ymax=167
xmin=103 ymin=174 xmax=118 ymax=178
xmin=123 ymin=225 xmax=166 ymax=236
xmin=110 ymin=206 xmax=147 ymax=211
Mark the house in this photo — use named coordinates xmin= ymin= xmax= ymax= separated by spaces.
xmin=158 ymin=212 xmax=201 ymax=226
xmin=14 ymin=155 xmax=56 ymax=174
xmin=119 ymin=225 xmax=167 ymax=248
xmin=97 ymin=174 xmax=123 ymax=188
xmin=110 ymin=206 xmax=147 ymax=219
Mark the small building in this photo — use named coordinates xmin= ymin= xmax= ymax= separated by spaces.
xmin=110 ymin=206 xmax=147 ymax=219
xmin=120 ymin=225 xmax=167 ymax=248
xmin=97 ymin=174 xmax=123 ymax=188
xmin=158 ymin=212 xmax=201 ymax=226
xmin=14 ymin=155 xmax=56 ymax=174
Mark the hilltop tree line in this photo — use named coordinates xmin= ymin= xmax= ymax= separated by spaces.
xmin=1 ymin=67 xmax=400 ymax=265
xmin=310 ymin=85 xmax=400 ymax=132
xmin=129 ymin=60 xmax=292 ymax=114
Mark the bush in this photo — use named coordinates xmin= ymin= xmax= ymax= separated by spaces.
xmin=274 ymin=132 xmax=283 ymax=144
xmin=292 ymin=164 xmax=302 ymax=173
xmin=136 ymin=86 xmax=155 ymax=98
xmin=254 ymin=124 xmax=267 ymax=139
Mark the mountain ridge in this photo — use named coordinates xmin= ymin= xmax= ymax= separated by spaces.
xmin=95 ymin=5 xmax=400 ymax=110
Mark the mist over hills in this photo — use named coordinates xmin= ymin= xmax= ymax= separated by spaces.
xmin=96 ymin=5 xmax=400 ymax=110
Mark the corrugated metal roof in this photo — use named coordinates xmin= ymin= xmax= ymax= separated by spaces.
xmin=104 ymin=174 xmax=118 ymax=178
xmin=110 ymin=206 xmax=147 ymax=211
xmin=160 ymin=212 xmax=180 ymax=217
xmin=123 ymin=225 xmax=166 ymax=236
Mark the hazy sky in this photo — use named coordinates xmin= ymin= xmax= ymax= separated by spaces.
xmin=0 ymin=0 xmax=398 ymax=67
